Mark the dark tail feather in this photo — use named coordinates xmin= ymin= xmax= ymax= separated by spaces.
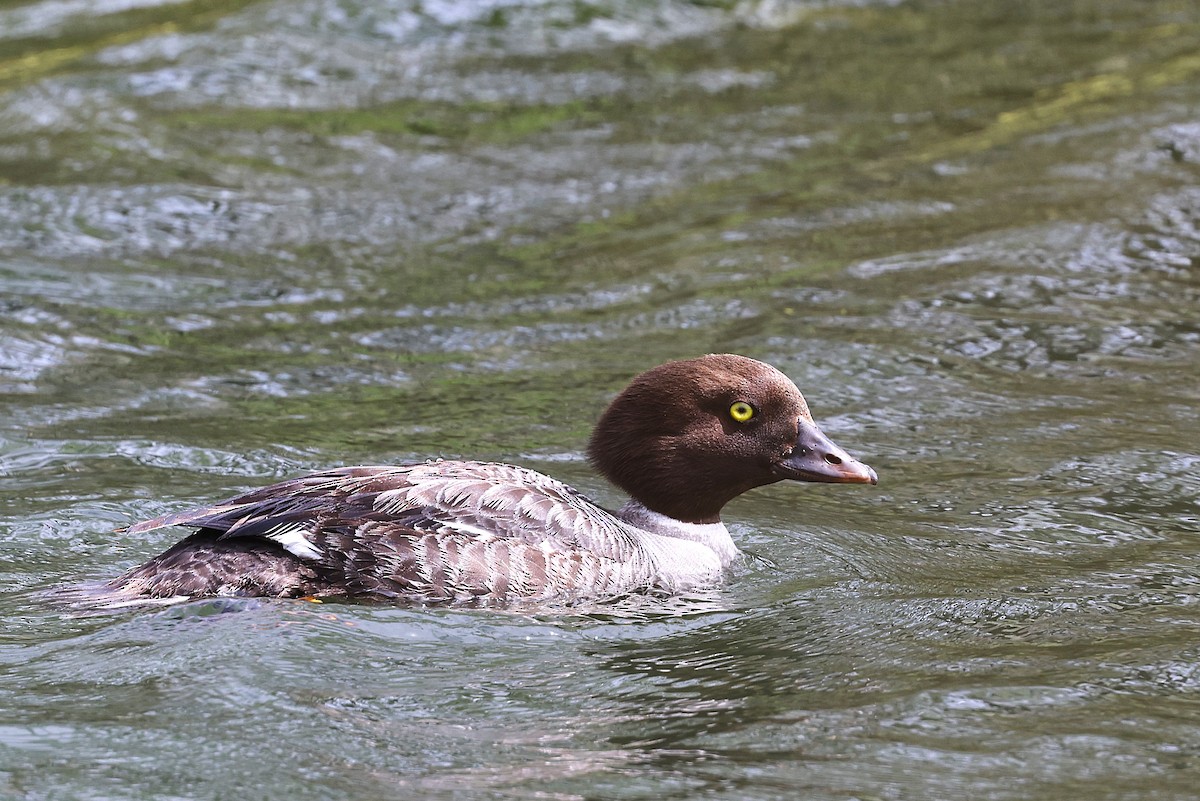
xmin=102 ymin=531 xmax=334 ymax=602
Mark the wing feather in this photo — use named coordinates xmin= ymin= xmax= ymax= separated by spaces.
xmin=122 ymin=462 xmax=648 ymax=577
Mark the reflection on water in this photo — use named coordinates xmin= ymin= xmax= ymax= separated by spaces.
xmin=2 ymin=0 xmax=1200 ymax=799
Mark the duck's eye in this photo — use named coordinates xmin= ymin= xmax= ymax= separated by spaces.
xmin=729 ymin=401 xmax=755 ymax=423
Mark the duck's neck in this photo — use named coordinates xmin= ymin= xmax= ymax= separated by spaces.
xmin=617 ymin=500 xmax=739 ymax=567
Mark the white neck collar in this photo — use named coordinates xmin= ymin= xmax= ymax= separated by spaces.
xmin=617 ymin=500 xmax=739 ymax=566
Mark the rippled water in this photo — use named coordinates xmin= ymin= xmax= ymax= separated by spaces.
xmin=3 ymin=1 xmax=1200 ymax=798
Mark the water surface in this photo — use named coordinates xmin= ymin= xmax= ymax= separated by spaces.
xmin=2 ymin=1 xmax=1199 ymax=799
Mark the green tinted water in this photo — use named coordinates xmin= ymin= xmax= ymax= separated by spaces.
xmin=2 ymin=1 xmax=1199 ymax=799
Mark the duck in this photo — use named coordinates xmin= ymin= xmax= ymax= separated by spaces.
xmin=107 ymin=354 xmax=877 ymax=605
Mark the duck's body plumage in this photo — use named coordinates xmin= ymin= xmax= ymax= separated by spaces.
xmin=115 ymin=461 xmax=730 ymax=604
xmin=105 ymin=355 xmax=876 ymax=606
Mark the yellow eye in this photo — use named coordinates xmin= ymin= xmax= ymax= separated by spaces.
xmin=729 ymin=401 xmax=755 ymax=423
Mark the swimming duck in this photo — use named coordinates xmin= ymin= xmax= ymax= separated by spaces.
xmin=108 ymin=354 xmax=876 ymax=605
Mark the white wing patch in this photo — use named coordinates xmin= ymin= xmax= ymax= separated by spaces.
xmin=277 ymin=532 xmax=322 ymax=560
xmin=262 ymin=522 xmax=323 ymax=560
xmin=438 ymin=520 xmax=497 ymax=540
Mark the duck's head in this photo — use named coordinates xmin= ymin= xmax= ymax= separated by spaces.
xmin=587 ymin=354 xmax=877 ymax=524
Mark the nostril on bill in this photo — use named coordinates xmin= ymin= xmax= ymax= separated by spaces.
xmin=824 ymin=453 xmax=843 ymax=465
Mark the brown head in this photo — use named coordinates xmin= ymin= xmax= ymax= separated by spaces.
xmin=587 ymin=354 xmax=876 ymax=524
